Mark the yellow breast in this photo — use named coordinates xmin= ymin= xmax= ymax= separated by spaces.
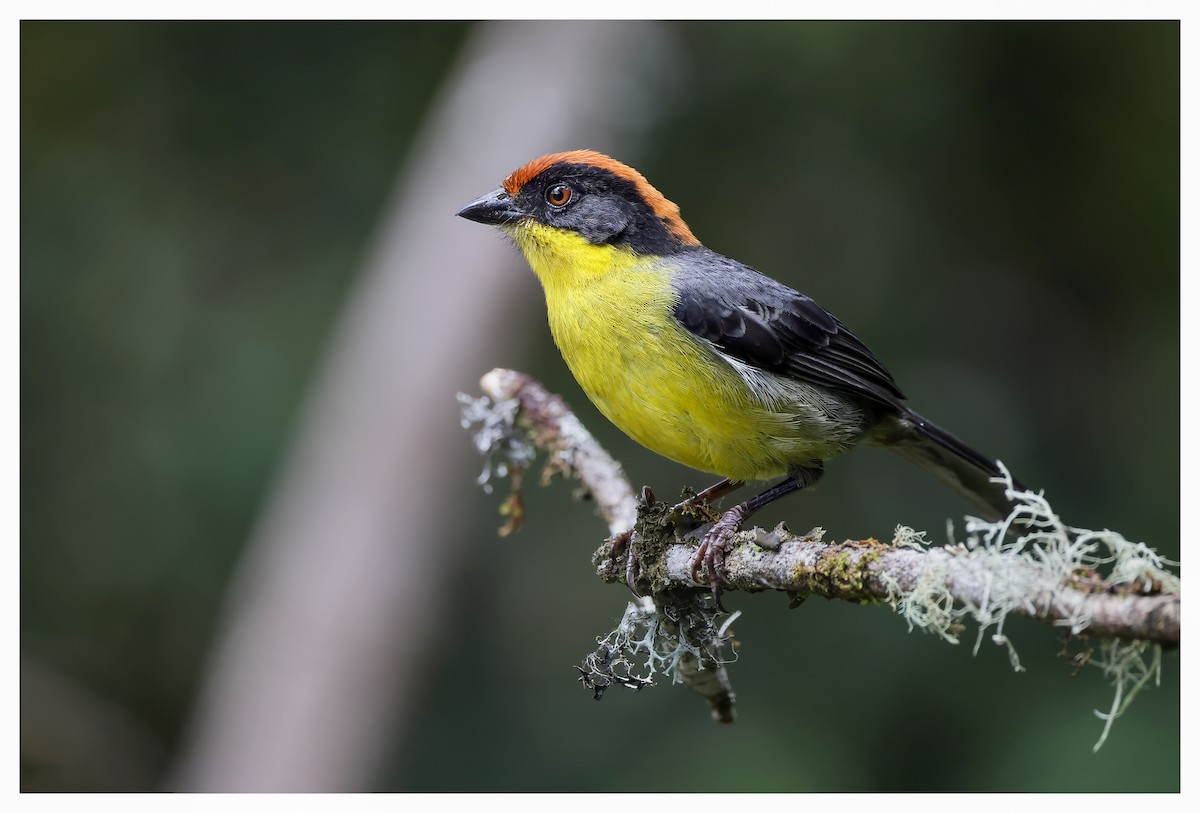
xmin=506 ymin=222 xmax=862 ymax=481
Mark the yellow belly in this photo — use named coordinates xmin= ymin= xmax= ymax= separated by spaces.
xmin=510 ymin=223 xmax=866 ymax=481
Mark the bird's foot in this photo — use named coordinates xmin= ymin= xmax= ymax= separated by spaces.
xmin=689 ymin=505 xmax=750 ymax=611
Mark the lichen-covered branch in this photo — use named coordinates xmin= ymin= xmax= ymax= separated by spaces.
xmin=592 ymin=523 xmax=1180 ymax=648
xmin=460 ymin=368 xmax=1180 ymax=744
xmin=473 ymin=367 xmax=637 ymax=537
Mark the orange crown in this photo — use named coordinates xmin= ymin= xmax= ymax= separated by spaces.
xmin=502 ymin=150 xmax=698 ymax=246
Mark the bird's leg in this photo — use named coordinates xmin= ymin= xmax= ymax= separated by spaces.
xmin=691 ymin=465 xmax=824 ymax=609
xmin=665 ymin=478 xmax=745 ymax=525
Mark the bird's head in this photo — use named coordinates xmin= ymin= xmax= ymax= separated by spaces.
xmin=457 ymin=151 xmax=700 ymax=274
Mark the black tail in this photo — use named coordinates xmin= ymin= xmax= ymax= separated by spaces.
xmin=875 ymin=409 xmax=1024 ymax=521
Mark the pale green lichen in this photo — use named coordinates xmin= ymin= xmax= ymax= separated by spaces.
xmin=577 ymin=597 xmax=738 ymax=697
xmin=1090 ymin=639 xmax=1162 ymax=752
xmin=457 ymin=392 xmax=537 ymax=494
xmin=883 ymin=462 xmax=1178 ymax=749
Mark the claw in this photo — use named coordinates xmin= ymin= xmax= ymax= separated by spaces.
xmin=689 ymin=509 xmax=744 ymax=612
xmin=625 ymin=544 xmax=641 ymax=597
xmin=690 ymin=539 xmax=708 ymax=584
xmin=608 ymin=529 xmax=642 ymax=598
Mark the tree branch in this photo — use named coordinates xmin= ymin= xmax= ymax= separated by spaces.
xmin=469 ymin=368 xmax=1180 ymax=648
xmin=477 ymin=368 xmax=637 ymax=538
xmin=463 ymin=368 xmax=1179 ymax=741
xmin=593 ymin=525 xmax=1179 ymax=647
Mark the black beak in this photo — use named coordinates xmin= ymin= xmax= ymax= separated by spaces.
xmin=456 ymin=188 xmax=524 ymax=226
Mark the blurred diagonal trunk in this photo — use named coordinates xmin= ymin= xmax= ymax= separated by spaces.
xmin=169 ymin=20 xmax=675 ymax=792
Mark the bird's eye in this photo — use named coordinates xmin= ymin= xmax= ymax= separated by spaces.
xmin=546 ymin=183 xmax=572 ymax=207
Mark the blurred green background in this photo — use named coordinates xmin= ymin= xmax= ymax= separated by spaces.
xmin=21 ymin=21 xmax=1179 ymax=792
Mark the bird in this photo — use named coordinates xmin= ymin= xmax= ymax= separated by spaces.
xmin=458 ymin=149 xmax=1022 ymax=603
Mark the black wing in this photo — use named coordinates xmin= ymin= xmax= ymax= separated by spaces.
xmin=671 ymin=251 xmax=906 ymax=408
